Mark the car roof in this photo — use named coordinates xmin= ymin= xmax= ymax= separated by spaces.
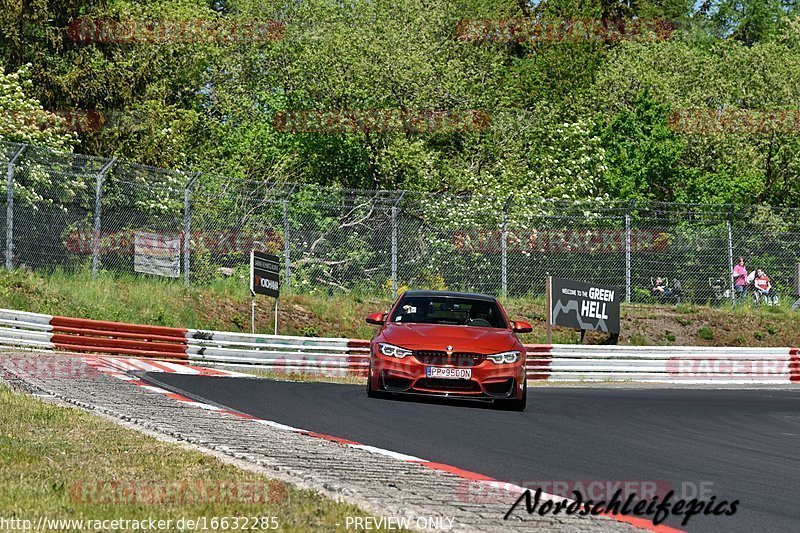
xmin=398 ymin=290 xmax=497 ymax=302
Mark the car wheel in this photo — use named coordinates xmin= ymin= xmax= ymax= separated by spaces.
xmin=366 ymin=364 xmax=381 ymax=398
xmin=497 ymin=380 xmax=527 ymax=411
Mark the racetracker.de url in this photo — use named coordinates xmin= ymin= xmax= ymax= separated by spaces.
xmin=0 ymin=516 xmax=280 ymax=531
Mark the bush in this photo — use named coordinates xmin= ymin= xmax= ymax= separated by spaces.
xmin=697 ymin=326 xmax=714 ymax=340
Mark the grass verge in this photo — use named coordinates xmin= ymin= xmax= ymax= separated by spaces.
xmin=0 ymin=384 xmax=392 ymax=531
xmin=0 ymin=268 xmax=797 ymax=347
xmin=235 ymin=369 xmax=367 ymax=385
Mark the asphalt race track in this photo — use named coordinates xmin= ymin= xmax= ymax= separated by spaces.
xmin=143 ymin=373 xmax=800 ymax=533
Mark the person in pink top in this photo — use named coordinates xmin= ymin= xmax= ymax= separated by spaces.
xmin=733 ymin=256 xmax=748 ymax=302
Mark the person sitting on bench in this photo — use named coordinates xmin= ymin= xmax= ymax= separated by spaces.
xmin=753 ymin=268 xmax=778 ymax=305
xmin=651 ymin=277 xmax=674 ymax=297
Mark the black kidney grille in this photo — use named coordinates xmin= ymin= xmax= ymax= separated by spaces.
xmin=413 ymin=351 xmax=485 ymax=367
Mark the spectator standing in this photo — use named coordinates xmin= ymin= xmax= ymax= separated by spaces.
xmin=733 ymin=257 xmax=748 ymax=302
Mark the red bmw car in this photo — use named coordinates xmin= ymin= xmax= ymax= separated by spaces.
xmin=365 ymin=290 xmax=532 ymax=410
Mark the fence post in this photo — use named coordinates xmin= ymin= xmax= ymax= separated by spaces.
xmin=90 ymin=157 xmax=116 ymax=278
xmin=501 ymin=194 xmax=514 ymax=299
xmin=5 ymin=145 xmax=26 ymax=270
xmin=727 ymin=206 xmax=735 ymax=304
xmin=391 ymin=191 xmax=406 ymax=298
xmin=183 ymin=172 xmax=200 ymax=288
xmin=283 ymin=184 xmax=297 ymax=289
xmin=625 ymin=203 xmax=632 ymax=303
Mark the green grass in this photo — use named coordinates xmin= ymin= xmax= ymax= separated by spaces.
xmin=0 ymin=269 xmax=202 ymax=328
xmin=0 ymin=269 xmax=390 ymax=338
xmin=675 ymin=303 xmax=698 ymax=314
xmin=696 ymin=326 xmax=715 ymax=341
xmin=238 ymin=370 xmax=367 ymax=385
xmin=0 ymin=384 xmax=396 ymax=531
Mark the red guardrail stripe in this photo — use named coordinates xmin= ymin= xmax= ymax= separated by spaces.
xmin=525 ymin=345 xmax=551 ymax=380
xmin=51 ymin=325 xmax=188 ymax=344
xmin=52 ymin=342 xmax=189 ymax=360
xmin=51 ymin=334 xmax=188 ymax=353
xmin=523 ymin=344 xmax=553 ymax=352
xmin=347 ymin=340 xmax=370 ymax=348
xmin=50 ymin=316 xmax=188 ymax=336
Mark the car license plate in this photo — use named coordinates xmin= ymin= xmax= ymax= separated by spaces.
xmin=426 ymin=367 xmax=472 ymax=379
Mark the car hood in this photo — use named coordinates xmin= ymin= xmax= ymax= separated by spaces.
xmin=378 ymin=323 xmax=518 ymax=352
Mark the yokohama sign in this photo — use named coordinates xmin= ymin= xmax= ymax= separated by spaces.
xmin=453 ymin=229 xmax=669 ymax=254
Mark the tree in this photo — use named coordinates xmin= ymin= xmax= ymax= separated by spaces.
xmin=0 ymin=64 xmax=77 ymax=150
xmin=1 ymin=0 xmax=222 ymax=168
xmin=589 ymin=37 xmax=800 ymax=205
xmin=703 ymin=0 xmax=797 ymax=45
xmin=598 ymin=91 xmax=686 ymax=201
xmin=197 ymin=0 xmax=510 ymax=189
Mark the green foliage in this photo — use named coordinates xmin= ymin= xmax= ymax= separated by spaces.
xmin=598 ymin=91 xmax=686 ymax=201
xmin=706 ymin=0 xmax=793 ymax=45
xmin=590 ymin=35 xmax=800 ymax=205
xmin=697 ymin=326 xmax=715 ymax=340
xmin=2 ymin=0 xmax=800 ymax=207
xmin=2 ymin=0 xmax=222 ymax=168
xmin=0 ymin=65 xmax=77 ymax=150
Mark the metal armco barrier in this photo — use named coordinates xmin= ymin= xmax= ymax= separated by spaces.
xmin=527 ymin=345 xmax=800 ymax=384
xmin=0 ymin=308 xmax=797 ymax=383
xmin=0 ymin=308 xmax=370 ymax=376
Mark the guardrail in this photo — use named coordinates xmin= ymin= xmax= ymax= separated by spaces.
xmin=0 ymin=308 xmax=796 ymax=383
xmin=0 ymin=308 xmax=369 ymax=376
xmin=527 ymin=345 xmax=799 ymax=384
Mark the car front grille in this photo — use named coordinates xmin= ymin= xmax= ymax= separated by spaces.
xmin=414 ymin=378 xmax=482 ymax=392
xmin=413 ymin=350 xmax=485 ymax=367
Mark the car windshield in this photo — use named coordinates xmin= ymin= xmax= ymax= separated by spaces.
xmin=389 ymin=296 xmax=507 ymax=328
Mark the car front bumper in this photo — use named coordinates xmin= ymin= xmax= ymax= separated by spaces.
xmin=369 ymin=353 xmax=526 ymax=400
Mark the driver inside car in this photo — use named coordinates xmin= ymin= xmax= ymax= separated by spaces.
xmin=394 ymin=298 xmax=427 ymax=323
xmin=467 ymin=302 xmax=493 ymax=326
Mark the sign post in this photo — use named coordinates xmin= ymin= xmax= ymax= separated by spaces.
xmin=250 ymin=250 xmax=280 ymax=335
xmin=547 ymin=276 xmax=621 ymax=342
xmin=792 ymin=262 xmax=800 ymax=311
xmin=545 ymin=274 xmax=552 ymax=344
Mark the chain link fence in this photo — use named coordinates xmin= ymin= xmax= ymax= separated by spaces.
xmin=2 ymin=141 xmax=799 ymax=305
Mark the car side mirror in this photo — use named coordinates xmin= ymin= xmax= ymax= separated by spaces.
xmin=366 ymin=312 xmax=387 ymax=325
xmin=511 ymin=320 xmax=533 ymax=334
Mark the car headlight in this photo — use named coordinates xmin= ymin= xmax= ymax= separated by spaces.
xmin=378 ymin=342 xmax=412 ymax=359
xmin=486 ymin=351 xmax=520 ymax=364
